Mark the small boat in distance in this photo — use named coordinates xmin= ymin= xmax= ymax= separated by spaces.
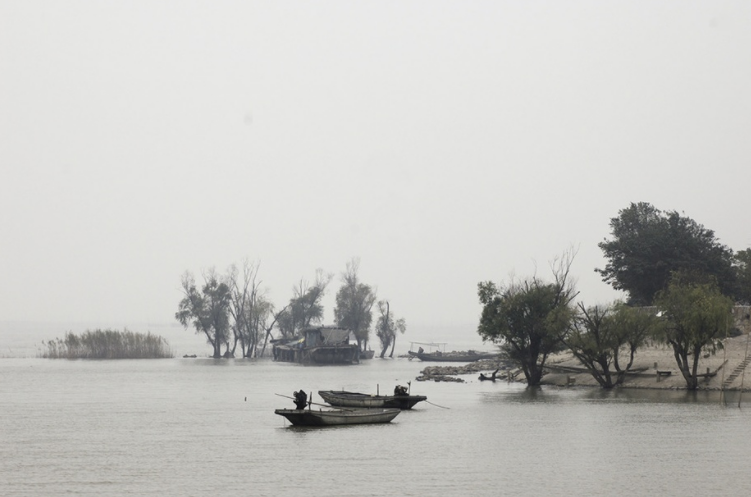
xmin=318 ymin=388 xmax=427 ymax=410
xmin=408 ymin=342 xmax=498 ymax=362
xmin=274 ymin=407 xmax=401 ymax=426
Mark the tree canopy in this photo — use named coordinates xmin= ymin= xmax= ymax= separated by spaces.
xmin=276 ymin=269 xmax=332 ymax=338
xmin=654 ymin=271 xmax=734 ymax=390
xmin=734 ymin=248 xmax=751 ymax=305
xmin=596 ymin=202 xmax=737 ymax=305
xmin=477 ymin=253 xmax=578 ymax=386
xmin=375 ymin=300 xmax=406 ymax=358
xmin=334 ymin=259 xmax=376 ymax=351
xmin=563 ymin=302 xmax=658 ymax=388
xmin=175 ymin=270 xmax=232 ymax=358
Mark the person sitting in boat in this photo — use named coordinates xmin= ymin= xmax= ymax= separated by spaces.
xmin=394 ymin=385 xmax=408 ymax=396
xmin=293 ymin=389 xmax=308 ymax=410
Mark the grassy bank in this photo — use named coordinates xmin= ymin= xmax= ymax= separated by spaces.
xmin=41 ymin=329 xmax=173 ymax=359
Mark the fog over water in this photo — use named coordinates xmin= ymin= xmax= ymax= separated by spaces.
xmin=4 ymin=6 xmax=751 ymax=496
xmin=2 ymin=2 xmax=751 ymax=338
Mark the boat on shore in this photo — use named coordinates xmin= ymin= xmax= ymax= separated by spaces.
xmin=318 ymin=389 xmax=427 ymax=410
xmin=274 ymin=407 xmax=401 ymax=426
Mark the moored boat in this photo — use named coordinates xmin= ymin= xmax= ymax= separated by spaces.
xmin=274 ymin=407 xmax=401 ymax=426
xmin=407 ymin=349 xmax=498 ymax=362
xmin=318 ymin=389 xmax=427 ymax=410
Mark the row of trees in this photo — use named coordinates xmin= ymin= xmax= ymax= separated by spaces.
xmin=479 ymin=202 xmax=748 ymax=391
xmin=175 ymin=258 xmax=406 ymax=358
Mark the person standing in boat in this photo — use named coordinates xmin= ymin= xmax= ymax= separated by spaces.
xmin=293 ymin=390 xmax=308 ymax=410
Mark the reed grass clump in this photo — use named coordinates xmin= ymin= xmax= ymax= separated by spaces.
xmin=41 ymin=329 xmax=173 ymax=359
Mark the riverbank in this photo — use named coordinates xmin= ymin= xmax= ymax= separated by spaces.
xmin=419 ymin=334 xmax=751 ymax=391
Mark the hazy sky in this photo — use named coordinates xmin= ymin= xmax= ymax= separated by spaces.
xmin=2 ymin=1 xmax=750 ymax=330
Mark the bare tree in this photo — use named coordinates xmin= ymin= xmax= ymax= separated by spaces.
xmin=227 ymin=260 xmax=274 ymax=358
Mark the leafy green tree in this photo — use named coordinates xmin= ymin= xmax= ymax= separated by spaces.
xmin=375 ymin=300 xmax=406 ymax=358
xmin=276 ymin=269 xmax=332 ymax=339
xmin=655 ymin=271 xmax=734 ymax=390
xmin=477 ymin=254 xmax=577 ymax=386
xmin=734 ymin=248 xmax=751 ymax=305
xmin=175 ymin=270 xmax=232 ymax=358
xmin=334 ymin=259 xmax=377 ymax=351
xmin=597 ymin=202 xmax=737 ymax=305
xmin=563 ymin=302 xmax=657 ymax=388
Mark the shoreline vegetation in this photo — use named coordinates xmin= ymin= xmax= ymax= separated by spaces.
xmin=40 ymin=329 xmax=173 ymax=359
xmin=418 ymin=334 xmax=751 ymax=392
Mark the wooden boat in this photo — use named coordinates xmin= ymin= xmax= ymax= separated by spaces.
xmin=407 ymin=350 xmax=498 ymax=362
xmin=274 ymin=407 xmax=401 ymax=426
xmin=407 ymin=341 xmax=498 ymax=362
xmin=318 ymin=390 xmax=427 ymax=410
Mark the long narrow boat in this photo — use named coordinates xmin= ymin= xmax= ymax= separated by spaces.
xmin=274 ymin=407 xmax=401 ymax=426
xmin=407 ymin=350 xmax=498 ymax=362
xmin=318 ymin=390 xmax=427 ymax=410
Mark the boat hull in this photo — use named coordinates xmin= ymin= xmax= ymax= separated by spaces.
xmin=274 ymin=408 xmax=400 ymax=426
xmin=318 ymin=390 xmax=427 ymax=410
xmin=408 ymin=351 xmax=497 ymax=362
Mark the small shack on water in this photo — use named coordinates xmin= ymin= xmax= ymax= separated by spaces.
xmin=272 ymin=326 xmax=360 ymax=364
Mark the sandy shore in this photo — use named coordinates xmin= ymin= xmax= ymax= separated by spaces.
xmin=418 ymin=334 xmax=751 ymax=391
xmin=540 ymin=333 xmax=751 ymax=391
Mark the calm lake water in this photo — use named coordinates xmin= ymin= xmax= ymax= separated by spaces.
xmin=2 ymin=355 xmax=751 ymax=497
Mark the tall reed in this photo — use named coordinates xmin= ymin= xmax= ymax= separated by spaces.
xmin=41 ymin=329 xmax=173 ymax=359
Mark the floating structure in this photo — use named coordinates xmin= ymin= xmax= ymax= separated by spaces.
xmin=274 ymin=407 xmax=401 ymax=426
xmin=318 ymin=389 xmax=427 ymax=410
xmin=272 ymin=327 xmax=360 ymax=364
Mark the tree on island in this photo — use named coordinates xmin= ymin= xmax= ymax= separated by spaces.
xmin=334 ymin=258 xmax=377 ymax=353
xmin=596 ymin=202 xmax=737 ymax=305
xmin=563 ymin=302 xmax=658 ymax=388
xmin=175 ymin=270 xmax=232 ymax=358
xmin=655 ymin=271 xmax=734 ymax=390
xmin=276 ymin=269 xmax=333 ymax=339
xmin=375 ymin=300 xmax=406 ymax=358
xmin=477 ymin=252 xmax=578 ymax=386
xmin=226 ymin=260 xmax=276 ymax=358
